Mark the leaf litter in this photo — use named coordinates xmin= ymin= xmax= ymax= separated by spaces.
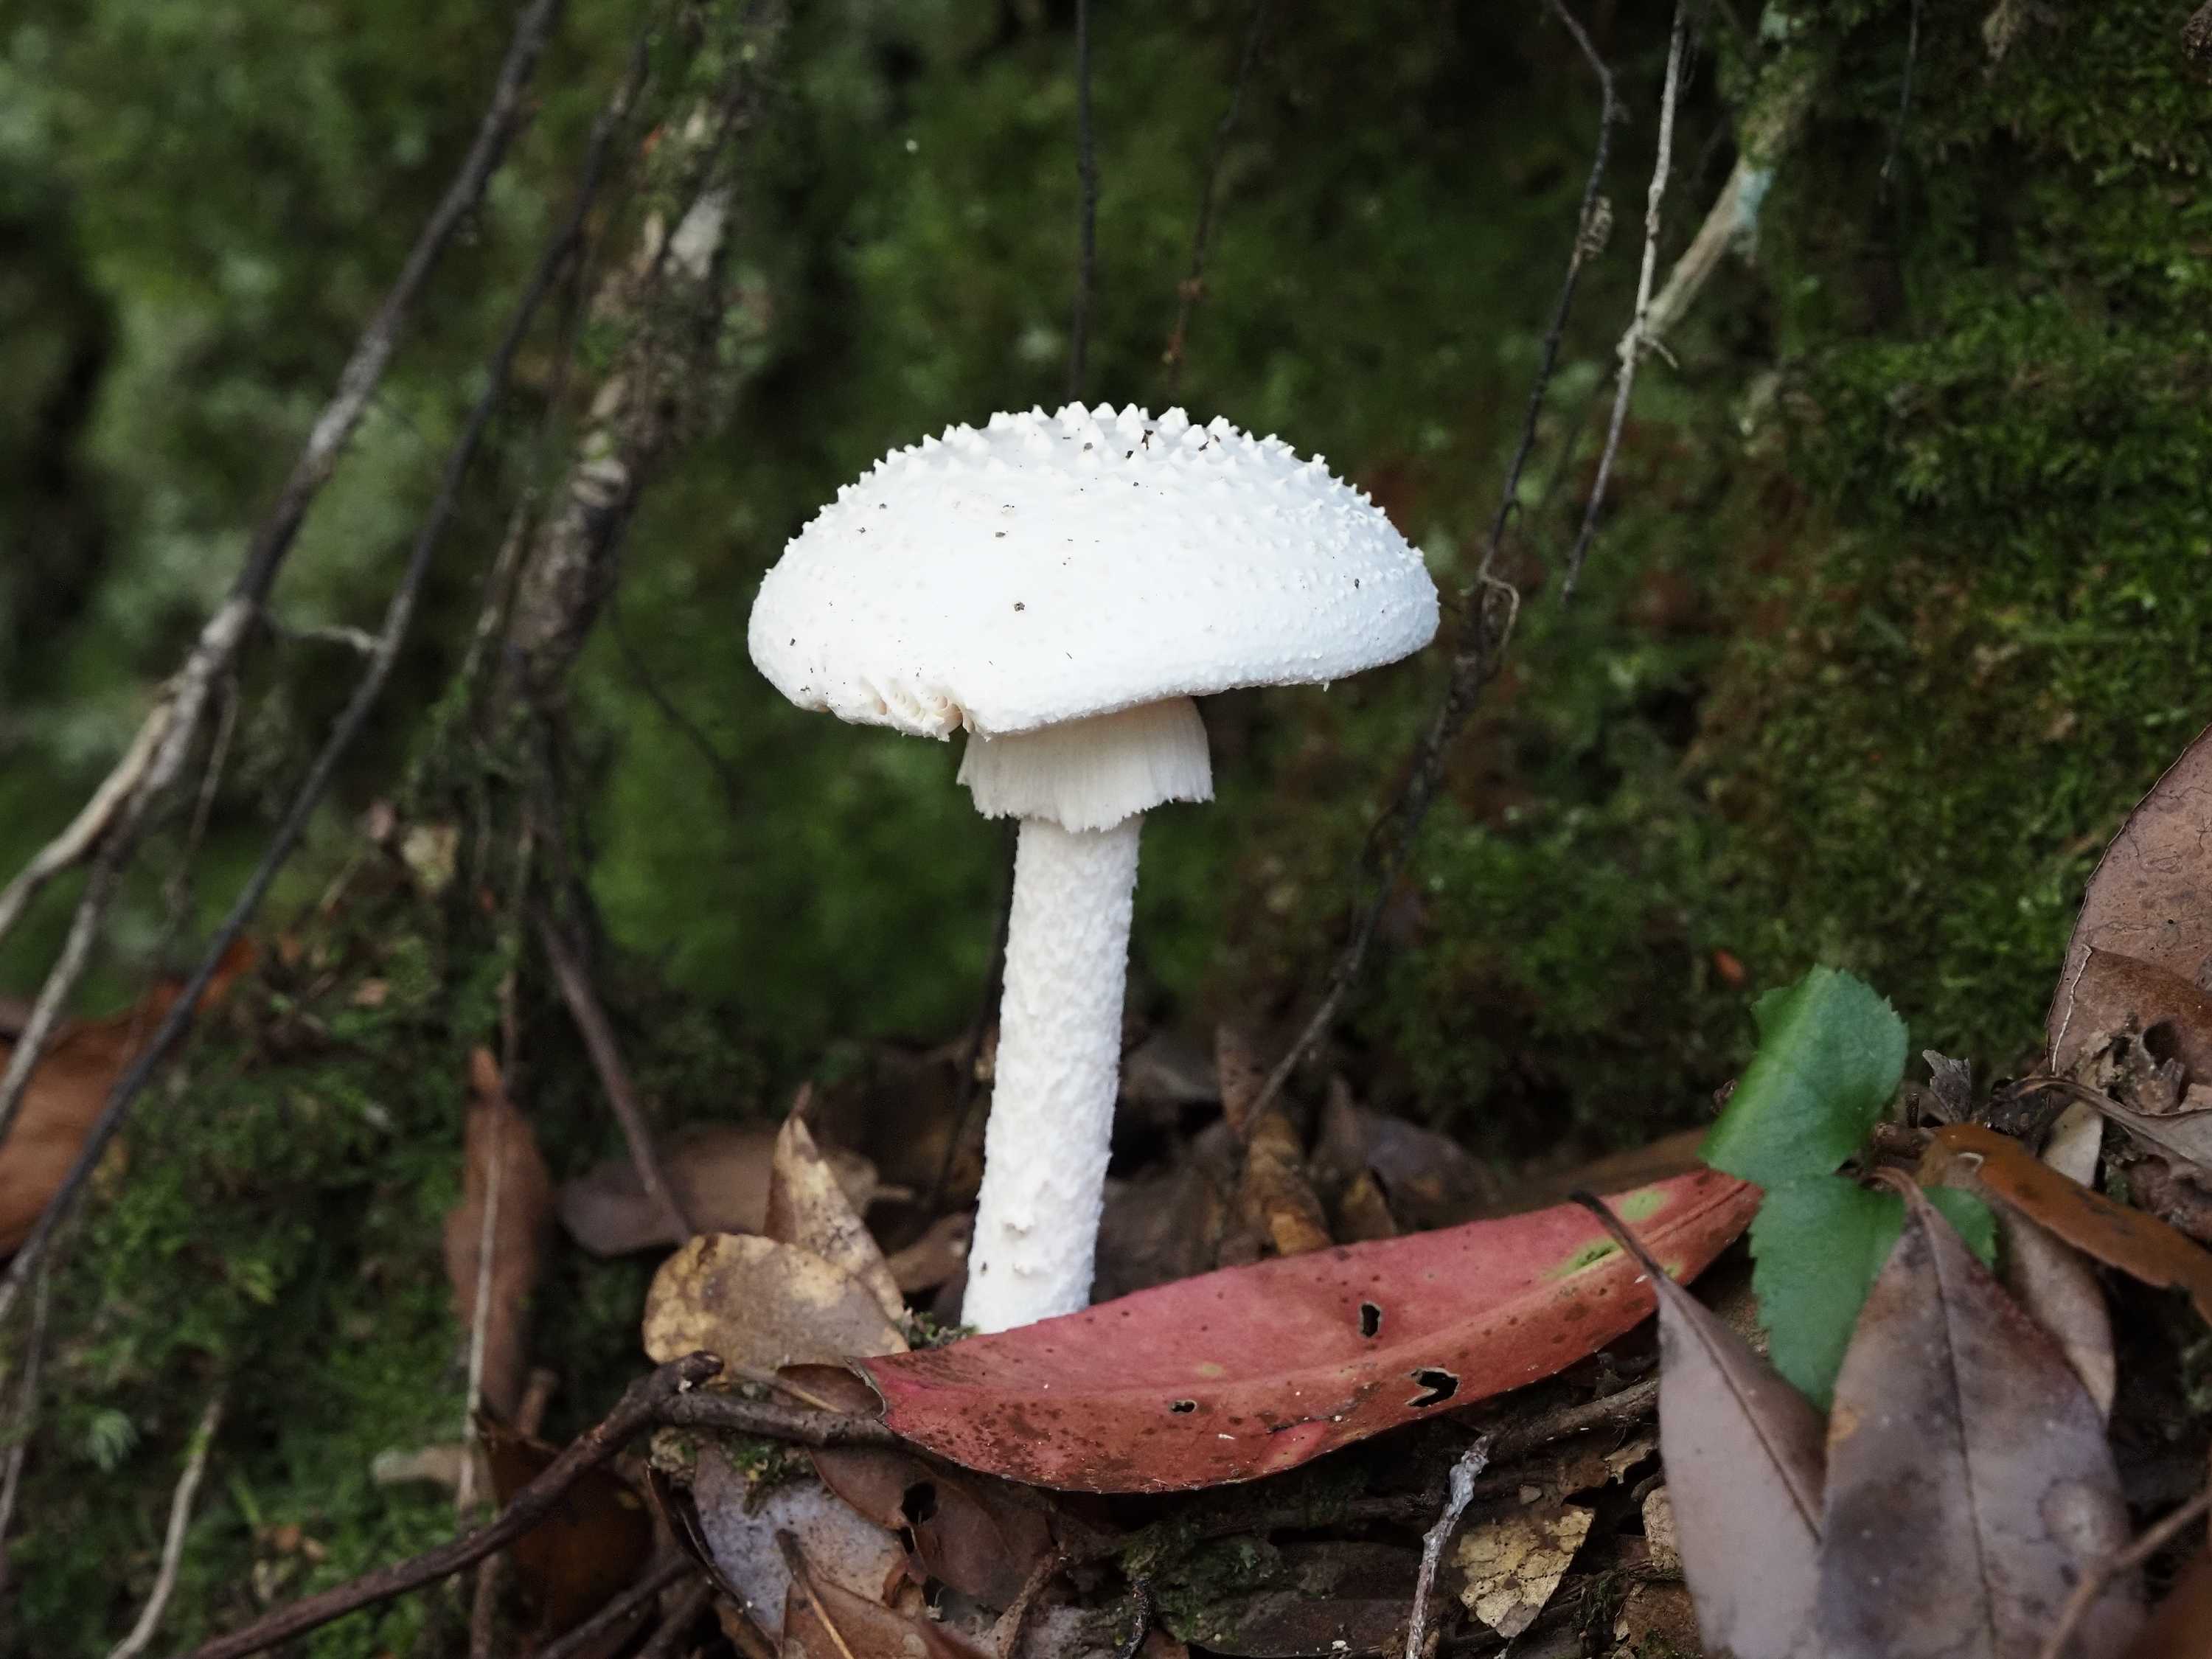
xmin=447 ymin=720 xmax=2212 ymax=1659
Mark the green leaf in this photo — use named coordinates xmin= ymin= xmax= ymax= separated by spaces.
xmin=1750 ymin=1175 xmax=1904 ymax=1409
xmin=1923 ymin=1186 xmax=1999 ymax=1265
xmin=1703 ymin=967 xmax=1908 ymax=1189
xmin=1750 ymin=1175 xmax=2000 ymax=1408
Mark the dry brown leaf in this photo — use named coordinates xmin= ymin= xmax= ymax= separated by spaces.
xmin=1639 ymin=1487 xmax=1680 ymax=1576
xmin=1585 ymin=1197 xmax=1823 ymax=1659
xmin=1455 ymin=1505 xmax=1592 ymax=1638
xmin=2051 ymin=724 xmax=2212 ymax=1066
xmin=694 ymin=1445 xmax=911 ymax=1641
xmin=1923 ymin=1141 xmax=2117 ymax=1417
xmin=0 ymin=937 xmax=254 ymax=1253
xmin=1610 ymin=1582 xmax=1700 ymax=1657
xmin=1332 ymin=1170 xmax=1397 ymax=1242
xmin=768 ymin=1110 xmax=906 ymax=1326
xmin=482 ymin=1418 xmax=654 ymax=1638
xmin=440 ymin=1048 xmax=553 ymax=1422
xmin=780 ymin=1363 xmax=1056 ymax=1610
xmin=1218 ymin=1026 xmax=1329 ymax=1260
xmin=886 ymin=1212 xmax=973 ymax=1293
xmin=1093 ymin=1161 xmax=1228 ymax=1302
xmin=2055 ymin=950 xmax=2212 ymax=1083
xmin=1926 ymin=1123 xmax=2212 ymax=1324
xmin=641 ymin=1233 xmax=907 ymax=1374
xmin=1816 ymin=1179 xmax=2140 ymax=1659
xmin=780 ymin=1549 xmax=991 ymax=1659
xmin=560 ymin=1124 xmax=883 ymax=1256
xmin=1310 ymin=1083 xmax=1499 ymax=1229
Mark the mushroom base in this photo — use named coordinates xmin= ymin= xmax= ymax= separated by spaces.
xmin=957 ymin=696 xmax=1212 ymax=834
xmin=962 ymin=813 xmax=1143 ymax=1332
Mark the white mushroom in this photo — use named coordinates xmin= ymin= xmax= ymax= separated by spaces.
xmin=748 ymin=403 xmax=1438 ymax=1332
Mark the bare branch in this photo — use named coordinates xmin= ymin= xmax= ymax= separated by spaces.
xmin=105 ymin=1385 xmax=226 ymax=1659
xmin=179 ymin=1355 xmax=723 ymax=1659
xmin=534 ymin=1554 xmax=699 ymax=1659
xmin=1562 ymin=0 xmax=1689 ymax=598
xmin=1249 ymin=0 xmax=1617 ymax=1116
xmin=1161 ymin=0 xmax=1271 ymax=394
xmin=0 ymin=0 xmax=571 ymax=1158
xmin=537 ymin=911 xmax=693 ymax=1243
xmin=0 ymin=38 xmax=632 ymax=1331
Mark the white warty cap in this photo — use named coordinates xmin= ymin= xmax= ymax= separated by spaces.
xmin=748 ymin=403 xmax=1440 ymax=740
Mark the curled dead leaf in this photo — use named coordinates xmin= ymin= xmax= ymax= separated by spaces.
xmin=1926 ymin=1123 xmax=2212 ymax=1324
xmin=642 ymin=1233 xmax=908 ymax=1374
xmin=560 ymin=1124 xmax=883 ymax=1257
xmin=0 ymin=936 xmax=255 ymax=1253
xmin=768 ymin=1110 xmax=906 ymax=1326
xmin=1921 ymin=1129 xmax=2117 ymax=1416
xmin=2054 ymin=950 xmax=2212 ymax=1083
xmin=441 ymin=1047 xmax=554 ymax=1422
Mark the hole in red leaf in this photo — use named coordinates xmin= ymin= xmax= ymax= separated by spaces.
xmin=1408 ymin=1368 xmax=1459 ymax=1408
xmin=1359 ymin=1302 xmax=1383 ymax=1338
xmin=1169 ymin=1399 xmax=1197 ymax=1414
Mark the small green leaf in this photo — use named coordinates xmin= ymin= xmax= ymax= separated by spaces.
xmin=1923 ymin=1186 xmax=1999 ymax=1265
xmin=1703 ymin=967 xmax=1908 ymax=1189
xmin=1750 ymin=1175 xmax=1902 ymax=1409
xmin=1750 ymin=1175 xmax=2000 ymax=1408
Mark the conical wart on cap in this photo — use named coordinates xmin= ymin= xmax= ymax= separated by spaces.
xmin=747 ymin=403 xmax=1439 ymax=740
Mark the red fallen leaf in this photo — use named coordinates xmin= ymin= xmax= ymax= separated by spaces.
xmin=863 ymin=1167 xmax=1756 ymax=1492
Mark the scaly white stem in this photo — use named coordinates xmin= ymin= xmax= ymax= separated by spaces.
xmin=962 ymin=815 xmax=1142 ymax=1332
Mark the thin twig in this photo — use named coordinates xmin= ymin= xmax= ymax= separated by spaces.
xmin=653 ymin=1390 xmax=899 ymax=1448
xmin=1406 ymin=1438 xmax=1492 ymax=1659
xmin=1489 ymin=1374 xmax=1657 ymax=1460
xmin=181 ymin=1355 xmax=722 ymax=1659
xmin=533 ymin=1554 xmax=698 ymax=1659
xmin=609 ymin=597 xmax=745 ymax=816
xmin=1248 ymin=0 xmax=1615 ymax=1119
xmin=458 ymin=1091 xmax=507 ymax=1517
xmin=2037 ymin=1479 xmax=2212 ymax=1659
xmin=467 ymin=1368 xmax=558 ymax=1657
xmin=636 ymin=1573 xmax=717 ymax=1659
xmin=1161 ymin=0 xmax=1271 ymax=394
xmin=105 ymin=1386 xmax=226 ymax=1659
xmin=537 ymin=912 xmax=692 ymax=1243
xmin=0 ymin=52 xmax=621 ymax=1332
xmin=1067 ymin=0 xmax=1099 ymax=403
xmin=0 ymin=0 xmax=570 ymax=1158
xmin=0 ymin=832 xmax=133 ymax=1150
xmin=1562 ymin=0 xmax=1688 ymax=598
xmin=778 ymin=1532 xmax=863 ymax=1659
xmin=1881 ymin=0 xmax=1920 ymax=189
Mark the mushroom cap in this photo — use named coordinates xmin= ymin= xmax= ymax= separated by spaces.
xmin=747 ymin=403 xmax=1439 ymax=739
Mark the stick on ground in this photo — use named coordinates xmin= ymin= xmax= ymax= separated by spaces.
xmin=105 ymin=1386 xmax=226 ymax=1659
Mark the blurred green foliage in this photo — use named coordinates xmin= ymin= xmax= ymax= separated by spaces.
xmin=2 ymin=0 xmax=2211 ymax=1649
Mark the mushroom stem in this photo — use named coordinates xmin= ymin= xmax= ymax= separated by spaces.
xmin=963 ymin=813 xmax=1142 ymax=1332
